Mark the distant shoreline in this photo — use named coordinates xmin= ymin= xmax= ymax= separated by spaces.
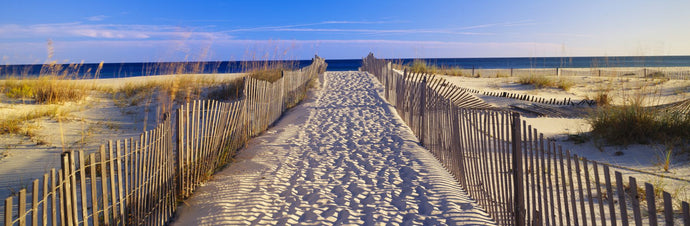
xmin=2 ymin=55 xmax=690 ymax=78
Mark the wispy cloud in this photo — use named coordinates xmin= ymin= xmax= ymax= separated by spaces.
xmin=273 ymin=28 xmax=489 ymax=35
xmin=0 ymin=23 xmax=231 ymax=40
xmin=457 ymin=20 xmax=536 ymax=30
xmin=223 ymin=20 xmax=400 ymax=32
xmin=536 ymin=32 xmax=594 ymax=38
xmin=85 ymin=15 xmax=108 ymax=21
xmin=223 ymin=20 xmax=531 ymax=36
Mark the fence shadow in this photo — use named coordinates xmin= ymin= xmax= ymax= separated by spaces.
xmin=363 ymin=53 xmax=690 ymax=226
xmin=2 ymin=57 xmax=327 ymax=226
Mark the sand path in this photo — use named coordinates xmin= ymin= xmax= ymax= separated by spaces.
xmin=172 ymin=71 xmax=495 ymax=225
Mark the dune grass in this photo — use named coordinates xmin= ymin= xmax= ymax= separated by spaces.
xmin=2 ymin=76 xmax=92 ymax=104
xmin=588 ymin=103 xmax=690 ymax=146
xmin=243 ymin=60 xmax=296 ymax=82
xmin=398 ymin=59 xmax=468 ymax=77
xmin=0 ymin=105 xmax=66 ymax=135
xmin=518 ymin=74 xmax=575 ymax=91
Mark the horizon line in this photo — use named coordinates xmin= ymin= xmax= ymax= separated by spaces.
xmin=3 ymin=54 xmax=690 ymax=66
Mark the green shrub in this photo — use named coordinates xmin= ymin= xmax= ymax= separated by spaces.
xmin=518 ymin=75 xmax=574 ymax=91
xmin=409 ymin=59 xmax=437 ymax=74
xmin=6 ymin=84 xmax=34 ymax=99
xmin=589 ymin=104 xmax=690 ymax=146
xmin=518 ymin=75 xmax=554 ymax=88
xmin=556 ymin=78 xmax=575 ymax=91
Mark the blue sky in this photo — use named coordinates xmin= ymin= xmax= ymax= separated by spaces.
xmin=1 ymin=0 xmax=688 ymax=64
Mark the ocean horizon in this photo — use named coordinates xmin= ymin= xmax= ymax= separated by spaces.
xmin=2 ymin=55 xmax=690 ymax=79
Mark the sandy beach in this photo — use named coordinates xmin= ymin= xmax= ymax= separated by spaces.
xmin=1 ymin=66 xmax=689 ymax=223
xmin=437 ymin=71 xmax=690 ymax=199
xmin=0 ymin=73 xmax=245 ymax=201
xmin=173 ymin=71 xmax=495 ymax=225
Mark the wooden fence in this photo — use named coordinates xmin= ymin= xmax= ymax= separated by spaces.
xmin=430 ymin=67 xmax=690 ymax=80
xmin=3 ymin=119 xmax=175 ymax=226
xmin=363 ymin=53 xmax=690 ymax=225
xmin=463 ymin=88 xmax=597 ymax=106
xmin=2 ymin=56 xmax=327 ymax=226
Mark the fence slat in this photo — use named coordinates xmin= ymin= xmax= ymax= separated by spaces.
xmin=19 ymin=189 xmax=26 ymax=226
xmin=616 ymin=172 xmax=629 ymax=226
xmin=592 ymin=162 xmax=606 ymax=226
xmin=42 ymin=173 xmax=48 ymax=225
xmin=31 ymin=179 xmax=38 ymax=226
xmin=89 ymin=153 xmax=100 ymax=226
xmin=61 ymin=154 xmax=73 ymax=226
xmin=574 ymin=155 xmax=587 ymax=226
xmin=116 ymin=140 xmax=126 ymax=225
xmin=583 ymin=159 xmax=596 ymax=225
xmin=5 ymin=197 xmax=12 ymax=226
xmin=50 ymin=168 xmax=57 ymax=226
xmin=99 ymin=145 xmax=110 ymax=225
xmin=604 ymin=165 xmax=616 ymax=226
xmin=630 ymin=177 xmax=642 ymax=226
xmin=57 ymin=170 xmax=64 ymax=226
xmin=646 ymin=183 xmax=658 ymax=226
xmin=551 ymin=142 xmax=563 ymax=226
xmin=558 ymin=147 xmax=571 ymax=226
xmin=68 ymin=152 xmax=79 ymax=225
xmin=663 ymin=192 xmax=673 ymax=226
xmin=683 ymin=202 xmax=689 ymax=226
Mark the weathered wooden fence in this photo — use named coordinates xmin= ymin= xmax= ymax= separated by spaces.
xmin=3 ymin=119 xmax=176 ymax=226
xmin=461 ymin=88 xmax=597 ymax=106
xmin=2 ymin=56 xmax=327 ymax=225
xmin=423 ymin=67 xmax=690 ymax=80
xmin=363 ymin=53 xmax=690 ymax=225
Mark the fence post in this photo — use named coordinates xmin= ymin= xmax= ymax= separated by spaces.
xmin=419 ymin=75 xmax=427 ymax=145
xmin=176 ymin=106 xmax=184 ymax=197
xmin=512 ymin=113 xmax=526 ymax=226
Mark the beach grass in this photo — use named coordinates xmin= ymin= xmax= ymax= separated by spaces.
xmin=243 ymin=60 xmax=296 ymax=82
xmin=518 ymin=74 xmax=575 ymax=91
xmin=0 ymin=105 xmax=66 ymax=135
xmin=588 ymin=103 xmax=690 ymax=146
xmin=397 ymin=59 xmax=468 ymax=77
xmin=1 ymin=76 xmax=92 ymax=104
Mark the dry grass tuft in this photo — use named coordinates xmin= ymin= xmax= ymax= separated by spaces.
xmin=588 ymin=103 xmax=690 ymax=146
xmin=409 ymin=59 xmax=437 ymax=74
xmin=518 ymin=74 xmax=574 ymax=91
xmin=395 ymin=59 xmax=469 ymax=77
xmin=2 ymin=76 xmax=90 ymax=104
xmin=518 ymin=75 xmax=554 ymax=88
xmin=0 ymin=105 xmax=67 ymax=135
xmin=206 ymin=79 xmax=244 ymax=101
xmin=243 ymin=61 xmax=296 ymax=82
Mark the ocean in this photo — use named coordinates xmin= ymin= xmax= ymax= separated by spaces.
xmin=2 ymin=56 xmax=690 ymax=79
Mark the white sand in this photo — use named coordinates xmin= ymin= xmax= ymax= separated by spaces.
xmin=439 ymin=73 xmax=690 ymax=200
xmin=0 ymin=73 xmax=244 ymax=205
xmin=173 ymin=71 xmax=495 ymax=225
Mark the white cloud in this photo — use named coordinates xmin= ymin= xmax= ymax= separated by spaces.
xmin=274 ymin=28 xmax=489 ymax=35
xmin=222 ymin=20 xmax=400 ymax=32
xmin=85 ymin=15 xmax=108 ymax=21
xmin=0 ymin=23 xmax=231 ymax=40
